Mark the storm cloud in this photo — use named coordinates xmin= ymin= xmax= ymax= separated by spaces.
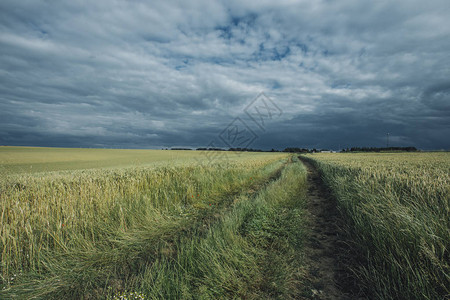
xmin=1 ymin=0 xmax=449 ymax=150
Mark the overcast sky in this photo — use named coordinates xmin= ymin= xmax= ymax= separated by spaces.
xmin=1 ymin=0 xmax=449 ymax=150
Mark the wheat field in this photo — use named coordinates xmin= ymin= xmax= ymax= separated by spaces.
xmin=303 ymin=152 xmax=450 ymax=299
xmin=1 ymin=147 xmax=312 ymax=299
xmin=2 ymin=147 xmax=448 ymax=299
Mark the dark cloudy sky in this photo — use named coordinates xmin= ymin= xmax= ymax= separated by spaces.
xmin=1 ymin=1 xmax=449 ymax=150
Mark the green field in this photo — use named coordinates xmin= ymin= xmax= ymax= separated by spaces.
xmin=1 ymin=148 xmax=449 ymax=299
xmin=1 ymin=147 xmax=309 ymax=299
xmin=302 ymin=152 xmax=450 ymax=299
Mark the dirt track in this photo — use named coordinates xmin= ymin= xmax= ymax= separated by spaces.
xmin=300 ymin=158 xmax=362 ymax=300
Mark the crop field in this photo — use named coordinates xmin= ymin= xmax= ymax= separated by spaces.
xmin=1 ymin=147 xmax=312 ymax=299
xmin=1 ymin=147 xmax=449 ymax=299
xmin=0 ymin=146 xmax=258 ymax=174
xmin=302 ymin=152 xmax=450 ymax=299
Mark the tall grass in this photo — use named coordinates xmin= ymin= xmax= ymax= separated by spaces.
xmin=1 ymin=153 xmax=293 ymax=298
xmin=303 ymin=153 xmax=450 ymax=299
xmin=119 ymin=157 xmax=309 ymax=299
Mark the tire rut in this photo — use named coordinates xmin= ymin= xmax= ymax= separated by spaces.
xmin=299 ymin=157 xmax=362 ymax=300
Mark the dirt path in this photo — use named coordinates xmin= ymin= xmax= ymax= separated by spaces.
xmin=300 ymin=158 xmax=361 ymax=300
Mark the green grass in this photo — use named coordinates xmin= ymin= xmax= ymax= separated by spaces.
xmin=4 ymin=146 xmax=448 ymax=299
xmin=128 ymin=158 xmax=309 ymax=299
xmin=1 ymin=147 xmax=312 ymax=299
xmin=302 ymin=153 xmax=450 ymax=300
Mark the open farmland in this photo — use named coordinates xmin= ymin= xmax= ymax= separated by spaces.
xmin=2 ymin=0 xmax=450 ymax=298
xmin=302 ymin=152 xmax=450 ymax=299
xmin=0 ymin=146 xmax=258 ymax=175
xmin=1 ymin=147 xmax=449 ymax=299
xmin=1 ymin=147 xmax=313 ymax=299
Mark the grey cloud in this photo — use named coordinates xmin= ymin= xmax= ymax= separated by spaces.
xmin=1 ymin=0 xmax=449 ymax=150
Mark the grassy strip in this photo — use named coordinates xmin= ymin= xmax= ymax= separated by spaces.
xmin=302 ymin=154 xmax=449 ymax=300
xmin=1 ymin=157 xmax=289 ymax=298
xmin=112 ymin=157 xmax=308 ymax=299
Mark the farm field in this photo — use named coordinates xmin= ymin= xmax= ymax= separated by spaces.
xmin=302 ymin=152 xmax=450 ymax=300
xmin=1 ymin=147 xmax=449 ymax=299
xmin=1 ymin=147 xmax=312 ymax=299
xmin=0 ymin=146 xmax=273 ymax=175
xmin=2 ymin=1 xmax=449 ymax=299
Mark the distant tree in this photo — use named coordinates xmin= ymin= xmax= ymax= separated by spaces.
xmin=347 ymin=146 xmax=417 ymax=152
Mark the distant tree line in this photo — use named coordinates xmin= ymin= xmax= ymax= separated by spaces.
xmin=167 ymin=146 xmax=418 ymax=153
xmin=196 ymin=147 xmax=225 ymax=151
xmin=228 ymin=148 xmax=263 ymax=152
xmin=196 ymin=147 xmax=266 ymax=152
xmin=283 ymin=147 xmax=315 ymax=153
xmin=342 ymin=147 xmax=417 ymax=152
